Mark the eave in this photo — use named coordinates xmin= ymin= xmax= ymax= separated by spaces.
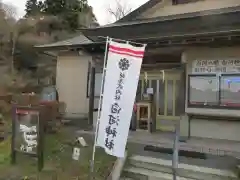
xmin=82 ymin=7 xmax=240 ymax=42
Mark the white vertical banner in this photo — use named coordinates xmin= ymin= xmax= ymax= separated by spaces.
xmin=96 ymin=40 xmax=146 ymax=158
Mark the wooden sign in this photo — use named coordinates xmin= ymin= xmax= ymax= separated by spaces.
xmin=11 ymin=105 xmax=45 ymax=171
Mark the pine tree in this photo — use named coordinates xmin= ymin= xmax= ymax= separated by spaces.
xmin=43 ymin=0 xmax=94 ymax=30
xmin=24 ymin=0 xmax=97 ymax=31
xmin=25 ymin=0 xmax=41 ymax=17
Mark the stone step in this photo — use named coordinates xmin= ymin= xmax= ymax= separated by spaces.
xmin=128 ymin=155 xmax=238 ymax=180
xmin=120 ymin=178 xmax=135 ymax=180
xmin=124 ymin=167 xmax=195 ymax=180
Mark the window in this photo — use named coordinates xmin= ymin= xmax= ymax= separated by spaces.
xmin=136 ymin=80 xmax=142 ymax=101
xmin=189 ymin=75 xmax=218 ymax=106
xmin=173 ymin=0 xmax=201 ymax=5
xmin=220 ymin=75 xmax=240 ymax=107
xmin=158 ymin=80 xmax=181 ymax=116
xmin=188 ymin=74 xmax=240 ymax=108
xmin=87 ymin=72 xmax=103 ymax=97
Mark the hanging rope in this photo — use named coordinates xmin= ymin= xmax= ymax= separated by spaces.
xmin=144 ymin=72 xmax=148 ymax=93
xmin=144 ymin=72 xmax=148 ymax=84
xmin=161 ymin=70 xmax=165 ymax=82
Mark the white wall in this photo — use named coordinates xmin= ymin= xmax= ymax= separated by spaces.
xmin=190 ymin=118 xmax=240 ymax=141
xmin=56 ymin=51 xmax=90 ymax=115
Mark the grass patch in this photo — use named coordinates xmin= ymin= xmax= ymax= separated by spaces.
xmin=0 ymin=137 xmax=11 ymax=165
xmin=0 ymin=127 xmax=116 ymax=180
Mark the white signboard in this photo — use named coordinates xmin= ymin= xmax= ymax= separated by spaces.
xmin=96 ymin=40 xmax=146 ymax=158
xmin=192 ymin=59 xmax=240 ymax=74
xmin=147 ymin=88 xmax=153 ymax=94
xmin=72 ymin=147 xmax=80 ymax=161
xmin=19 ymin=124 xmax=38 ymax=153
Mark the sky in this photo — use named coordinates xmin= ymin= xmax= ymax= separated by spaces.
xmin=2 ymin=0 xmax=148 ymax=25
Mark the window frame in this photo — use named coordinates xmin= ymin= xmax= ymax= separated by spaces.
xmin=187 ymin=73 xmax=240 ymax=109
xmin=86 ymin=64 xmax=103 ymax=98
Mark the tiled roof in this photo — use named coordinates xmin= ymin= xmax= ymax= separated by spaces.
xmin=117 ymin=0 xmax=161 ymax=22
xmin=35 ymin=34 xmax=94 ymax=49
xmin=34 ymin=0 xmax=159 ymax=50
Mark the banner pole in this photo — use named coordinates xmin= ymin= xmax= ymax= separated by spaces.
xmin=90 ymin=36 xmax=110 ymax=179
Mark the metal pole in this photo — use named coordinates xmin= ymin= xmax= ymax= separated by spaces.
xmin=90 ymin=37 xmax=109 ymax=179
xmin=172 ymin=122 xmax=179 ymax=180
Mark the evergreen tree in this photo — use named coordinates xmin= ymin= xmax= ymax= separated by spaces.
xmin=43 ymin=0 xmax=93 ymax=30
xmin=43 ymin=0 xmax=66 ymax=15
xmin=25 ymin=0 xmax=41 ymax=17
xmin=24 ymin=0 xmax=97 ymax=31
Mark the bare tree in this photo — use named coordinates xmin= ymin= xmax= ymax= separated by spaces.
xmin=107 ymin=0 xmax=132 ymax=22
xmin=0 ymin=2 xmax=16 ymax=61
xmin=1 ymin=2 xmax=17 ymax=20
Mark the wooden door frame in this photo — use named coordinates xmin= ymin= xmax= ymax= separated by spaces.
xmin=139 ymin=70 xmax=183 ymax=132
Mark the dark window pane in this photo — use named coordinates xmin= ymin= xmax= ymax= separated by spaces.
xmin=88 ymin=73 xmax=103 ymax=97
xmin=152 ymin=80 xmax=157 ymax=94
xmin=167 ymin=80 xmax=173 ymax=116
xmin=220 ymin=76 xmax=240 ymax=106
xmin=136 ymin=80 xmax=142 ymax=101
xmin=175 ymin=80 xmax=181 ymax=116
xmin=143 ymin=80 xmax=150 ymax=94
xmin=189 ymin=76 xmax=218 ymax=105
xmin=159 ymin=80 xmax=165 ymax=115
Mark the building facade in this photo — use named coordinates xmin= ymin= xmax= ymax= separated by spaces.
xmin=36 ymin=0 xmax=240 ymax=141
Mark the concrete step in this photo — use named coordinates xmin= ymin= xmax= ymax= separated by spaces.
xmin=128 ymin=155 xmax=238 ymax=180
xmin=124 ymin=167 xmax=195 ymax=180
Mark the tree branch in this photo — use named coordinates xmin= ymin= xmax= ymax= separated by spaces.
xmin=107 ymin=0 xmax=132 ymax=22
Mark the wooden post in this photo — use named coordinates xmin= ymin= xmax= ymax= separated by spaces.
xmin=180 ymin=63 xmax=187 ymax=114
xmin=38 ymin=106 xmax=45 ymax=171
xmin=11 ymin=105 xmax=16 ymax=164
xmin=88 ymin=62 xmax=96 ymax=127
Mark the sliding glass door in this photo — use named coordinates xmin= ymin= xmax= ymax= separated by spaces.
xmin=138 ymin=71 xmax=183 ymax=132
xmin=157 ymin=79 xmax=181 ymax=131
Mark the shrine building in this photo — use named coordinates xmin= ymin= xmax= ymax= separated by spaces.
xmin=36 ymin=0 xmax=240 ymax=142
